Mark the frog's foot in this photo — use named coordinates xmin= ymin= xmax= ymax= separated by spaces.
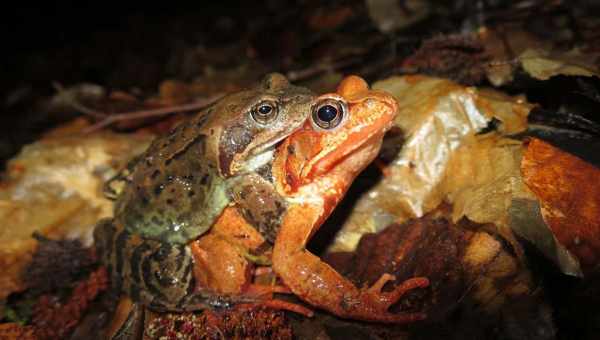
xmin=369 ymin=274 xmax=429 ymax=301
xmin=354 ymin=274 xmax=430 ymax=323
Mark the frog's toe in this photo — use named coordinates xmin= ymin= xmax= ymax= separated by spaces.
xmin=251 ymin=299 xmax=314 ymax=317
xmin=383 ymin=276 xmax=430 ymax=306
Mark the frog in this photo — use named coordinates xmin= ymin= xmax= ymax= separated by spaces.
xmin=269 ymin=75 xmax=430 ymax=323
xmin=190 ymin=75 xmax=429 ymax=324
xmin=93 ymin=73 xmax=316 ymax=325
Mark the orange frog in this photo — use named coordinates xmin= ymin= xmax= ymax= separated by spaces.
xmin=270 ymin=75 xmax=429 ymax=323
xmin=191 ymin=75 xmax=429 ymax=323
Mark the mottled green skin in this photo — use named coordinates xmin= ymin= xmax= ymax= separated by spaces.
xmin=94 ymin=73 xmax=315 ymax=312
xmin=114 ymin=73 xmax=314 ymax=244
xmin=112 ymin=118 xmax=228 ymax=245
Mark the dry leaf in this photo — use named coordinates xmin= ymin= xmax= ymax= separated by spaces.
xmin=521 ymin=138 xmax=600 ymax=274
xmin=144 ymin=307 xmax=292 ymax=340
xmin=400 ymin=33 xmax=489 ymax=85
xmin=519 ymin=48 xmax=600 ymax=80
xmin=0 ymin=323 xmax=36 ymax=340
xmin=480 ymin=23 xmax=600 ymax=85
xmin=365 ymin=0 xmax=431 ymax=33
xmin=31 ymin=267 xmax=108 ymax=339
xmin=508 ymin=198 xmax=582 ymax=277
xmin=366 ymin=0 xmax=430 ymax=33
xmin=326 ymin=214 xmax=537 ymax=320
xmin=479 ymin=25 xmax=551 ymax=86
xmin=0 ymin=131 xmax=152 ymax=298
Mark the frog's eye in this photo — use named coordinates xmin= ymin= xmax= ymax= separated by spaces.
xmin=251 ymin=100 xmax=279 ymax=125
xmin=311 ymin=98 xmax=347 ymax=130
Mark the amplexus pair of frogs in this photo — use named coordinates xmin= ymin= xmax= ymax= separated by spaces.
xmin=94 ymin=73 xmax=430 ymax=338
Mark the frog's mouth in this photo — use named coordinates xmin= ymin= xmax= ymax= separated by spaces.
xmin=242 ymin=134 xmax=289 ymax=172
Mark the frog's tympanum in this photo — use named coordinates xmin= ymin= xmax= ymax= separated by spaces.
xmin=270 ymin=75 xmax=429 ymax=323
xmin=93 ymin=74 xmax=315 ymax=332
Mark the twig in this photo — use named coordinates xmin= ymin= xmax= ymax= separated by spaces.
xmin=81 ymin=93 xmax=224 ymax=134
xmin=71 ymin=100 xmax=109 ymax=119
xmin=52 ymin=82 xmax=108 ymax=119
xmin=72 ymin=56 xmax=358 ymax=134
xmin=285 ymin=57 xmax=362 ymax=82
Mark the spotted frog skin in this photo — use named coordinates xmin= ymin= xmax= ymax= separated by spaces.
xmin=93 ymin=73 xmax=315 ymax=312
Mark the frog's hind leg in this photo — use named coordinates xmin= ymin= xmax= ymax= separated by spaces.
xmin=273 ymin=203 xmax=430 ymax=323
xmin=235 ymin=299 xmax=314 ymax=317
xmin=190 ymin=222 xmax=314 ymax=317
xmin=106 ymin=297 xmax=145 ymax=340
xmin=242 ymin=274 xmax=314 ymax=317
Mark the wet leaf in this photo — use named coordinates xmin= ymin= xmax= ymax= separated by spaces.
xmin=329 ymin=76 xmax=531 ymax=252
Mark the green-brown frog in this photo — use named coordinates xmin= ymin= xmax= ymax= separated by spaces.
xmin=93 ymin=73 xmax=315 ymax=317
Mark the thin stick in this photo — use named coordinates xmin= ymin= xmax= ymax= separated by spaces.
xmin=81 ymin=94 xmax=225 ymax=134
xmin=52 ymin=82 xmax=108 ymax=119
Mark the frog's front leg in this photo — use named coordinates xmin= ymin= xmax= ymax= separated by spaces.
xmin=103 ymin=155 xmax=141 ymax=200
xmin=272 ymin=202 xmax=429 ymax=323
xmin=229 ymin=173 xmax=287 ymax=243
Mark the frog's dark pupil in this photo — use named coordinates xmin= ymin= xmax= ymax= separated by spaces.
xmin=258 ymin=105 xmax=272 ymax=115
xmin=317 ymin=105 xmax=338 ymax=122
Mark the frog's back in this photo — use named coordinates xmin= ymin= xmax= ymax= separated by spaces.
xmin=114 ymin=113 xmax=229 ymax=244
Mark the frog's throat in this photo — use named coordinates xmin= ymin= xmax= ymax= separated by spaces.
xmin=322 ymin=131 xmax=383 ymax=175
xmin=307 ymin=121 xmax=392 ymax=180
xmin=234 ymin=132 xmax=289 ymax=174
xmin=249 ymin=131 xmax=292 ymax=159
xmin=244 ymin=148 xmax=275 ymax=172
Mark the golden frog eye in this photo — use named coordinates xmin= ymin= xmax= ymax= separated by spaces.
xmin=251 ymin=100 xmax=279 ymax=125
xmin=311 ymin=97 xmax=347 ymax=130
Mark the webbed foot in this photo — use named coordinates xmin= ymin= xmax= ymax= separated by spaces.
xmin=348 ymin=274 xmax=429 ymax=323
